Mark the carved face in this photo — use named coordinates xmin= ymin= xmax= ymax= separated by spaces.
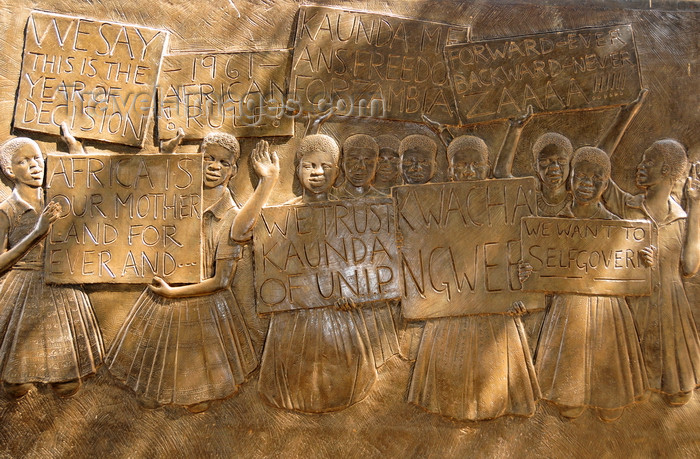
xmin=8 ymin=142 xmax=44 ymax=188
xmin=537 ymin=144 xmax=570 ymax=189
xmin=636 ymin=146 xmax=666 ymax=188
xmin=401 ymin=148 xmax=435 ymax=185
xmin=298 ymin=149 xmax=338 ymax=195
xmin=376 ymin=147 xmax=400 ymax=184
xmin=343 ymin=145 xmax=378 ymax=187
xmin=571 ymin=160 xmax=607 ymax=204
xmin=449 ymin=149 xmax=489 ymax=182
xmin=202 ymin=143 xmax=237 ymax=189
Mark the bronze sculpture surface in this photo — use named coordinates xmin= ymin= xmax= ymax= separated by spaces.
xmin=0 ymin=0 xmax=698 ymax=457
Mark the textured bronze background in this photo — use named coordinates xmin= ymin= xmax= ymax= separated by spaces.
xmin=0 ymin=0 xmax=698 ymax=458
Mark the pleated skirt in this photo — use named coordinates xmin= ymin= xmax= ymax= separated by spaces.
xmin=107 ymin=287 xmax=257 ymax=406
xmin=536 ymin=294 xmax=648 ymax=409
xmin=0 ymin=269 xmax=103 ymax=383
xmin=408 ymin=315 xmax=540 ymax=421
xmin=631 ymin=280 xmax=700 ymax=395
xmin=361 ymin=301 xmax=400 ymax=368
xmin=258 ymin=306 xmax=377 ymax=413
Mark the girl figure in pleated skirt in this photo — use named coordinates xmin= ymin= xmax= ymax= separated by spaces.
xmin=522 ymin=147 xmax=649 ymax=422
xmin=258 ymin=135 xmax=377 ymax=413
xmin=107 ymin=135 xmax=279 ymax=413
xmin=408 ymin=124 xmax=541 ymax=421
xmin=0 ymin=137 xmax=103 ymax=399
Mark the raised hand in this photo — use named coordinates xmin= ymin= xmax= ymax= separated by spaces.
xmin=252 ymin=140 xmax=280 ymax=180
xmin=620 ymin=88 xmax=648 ymax=115
xmin=148 ymin=276 xmax=177 ymax=298
xmin=35 ymin=201 xmax=62 ymax=235
xmin=160 ymin=128 xmax=185 ymax=153
xmin=685 ymin=162 xmax=700 ymax=204
xmin=60 ymin=122 xmax=85 ymax=154
xmin=508 ymin=300 xmax=527 ymax=316
xmin=421 ymin=114 xmax=447 ymax=134
xmin=510 ymin=105 xmax=534 ymax=128
xmin=305 ymin=104 xmax=336 ymax=136
xmin=640 ymin=245 xmax=657 ymax=267
xmin=518 ymin=261 xmax=533 ymax=285
xmin=334 ymin=297 xmax=357 ymax=311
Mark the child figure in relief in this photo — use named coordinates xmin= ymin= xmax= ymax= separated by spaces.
xmin=520 ymin=147 xmax=650 ymax=422
xmin=0 ymin=136 xmax=103 ymax=399
xmin=107 ymin=134 xmax=279 ymax=413
xmin=408 ymin=114 xmax=541 ymax=421
xmin=603 ymin=140 xmax=700 ymax=406
xmin=372 ymin=134 xmax=402 ymax=196
xmin=331 ymin=134 xmax=401 ymax=368
xmin=258 ymin=134 xmax=377 ymax=413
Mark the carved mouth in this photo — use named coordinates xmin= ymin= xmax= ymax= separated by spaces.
xmin=308 ymin=177 xmax=326 ymax=186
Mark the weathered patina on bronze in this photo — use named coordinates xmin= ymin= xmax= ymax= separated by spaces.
xmin=0 ymin=0 xmax=698 ymax=457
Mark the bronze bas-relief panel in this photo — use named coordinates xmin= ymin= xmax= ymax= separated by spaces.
xmin=0 ymin=0 xmax=698 ymax=458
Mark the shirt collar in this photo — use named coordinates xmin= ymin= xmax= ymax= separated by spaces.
xmin=204 ymin=189 xmax=237 ymax=220
xmin=7 ymin=189 xmax=42 ymax=215
xmin=631 ymin=194 xmax=687 ymax=225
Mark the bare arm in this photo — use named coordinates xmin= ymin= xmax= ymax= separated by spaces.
xmin=160 ymin=128 xmax=185 ymax=153
xmin=305 ymin=106 xmax=335 ymax=136
xmin=682 ymin=163 xmax=700 ymax=276
xmin=0 ymin=202 xmax=61 ymax=275
xmin=421 ymin=114 xmax=454 ymax=149
xmin=493 ymin=106 xmax=534 ymax=179
xmin=148 ymin=257 xmax=237 ymax=298
xmin=597 ymin=89 xmax=648 ymax=157
xmin=230 ymin=140 xmax=280 ymax=242
xmin=60 ymin=122 xmax=86 ymax=155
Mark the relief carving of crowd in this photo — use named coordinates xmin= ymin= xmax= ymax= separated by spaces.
xmin=0 ymin=8 xmax=698 ymax=425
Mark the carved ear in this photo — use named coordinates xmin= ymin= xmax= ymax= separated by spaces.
xmin=3 ymin=166 xmax=14 ymax=180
